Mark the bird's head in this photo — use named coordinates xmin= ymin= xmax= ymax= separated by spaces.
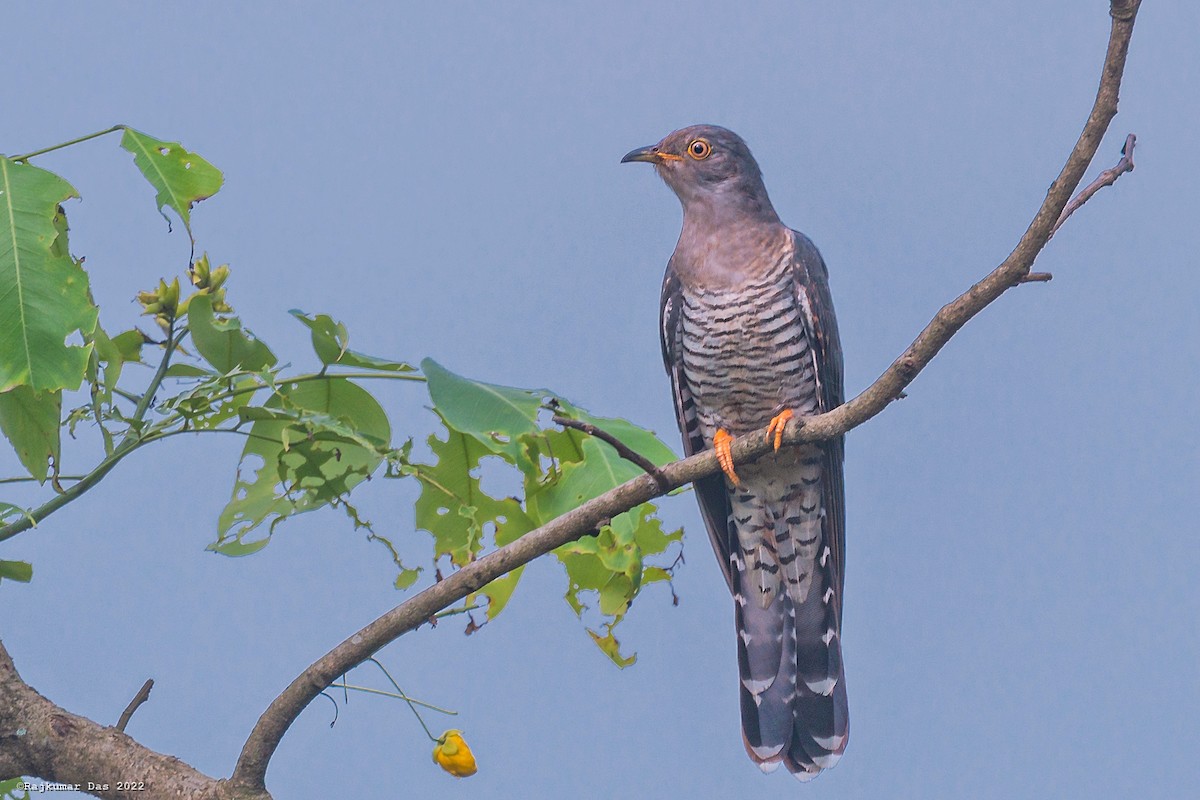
xmin=622 ymin=124 xmax=777 ymax=223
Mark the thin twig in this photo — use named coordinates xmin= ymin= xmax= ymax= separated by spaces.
xmin=552 ymin=415 xmax=670 ymax=491
xmin=1050 ymin=132 xmax=1136 ymax=238
xmin=328 ymin=682 xmax=458 ymax=715
xmin=115 ymin=679 xmax=154 ymax=732
xmin=229 ymin=4 xmax=1141 ymax=790
xmin=125 ymin=319 xmax=178 ymax=433
xmin=9 ymin=124 xmax=127 ymax=162
xmin=1016 ymin=272 xmax=1054 ymax=284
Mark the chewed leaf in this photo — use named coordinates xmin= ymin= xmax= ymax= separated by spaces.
xmin=406 ymin=416 xmax=532 ymax=567
xmin=421 ymin=358 xmax=543 ymax=473
xmin=0 ymin=159 xmax=96 ymax=394
xmin=588 ymin=623 xmax=636 ymax=669
xmin=530 ymin=437 xmax=642 ymax=523
xmin=120 ymin=128 xmax=223 ymax=239
xmin=214 ymin=378 xmax=391 ymax=552
xmin=290 ymin=309 xmax=415 ymax=372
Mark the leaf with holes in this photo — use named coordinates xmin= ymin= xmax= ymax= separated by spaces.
xmin=404 ymin=417 xmax=529 ymax=567
xmin=529 ymin=437 xmax=643 ymax=524
xmin=0 ymin=159 xmax=97 ymax=394
xmin=468 ymin=502 xmax=536 ymax=619
xmin=421 ymin=357 xmax=544 ymax=474
xmin=214 ymin=378 xmax=390 ymax=553
xmin=552 ymin=502 xmax=680 ymax=667
xmin=120 ymin=128 xmax=223 ymax=239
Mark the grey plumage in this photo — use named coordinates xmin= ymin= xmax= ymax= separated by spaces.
xmin=624 ymin=125 xmax=847 ymax=779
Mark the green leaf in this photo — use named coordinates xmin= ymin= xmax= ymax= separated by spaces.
xmin=187 ymin=294 xmax=276 ymax=374
xmin=557 ymin=525 xmax=640 ymax=613
xmin=290 ymin=309 xmax=348 ymax=364
xmin=161 ymin=373 xmax=256 ymax=430
xmin=163 ymin=363 xmax=213 ymax=378
xmin=552 ymin=502 xmax=679 ymax=667
xmin=394 ymin=566 xmax=421 ymax=590
xmin=554 ymin=400 xmax=679 ymax=467
xmin=421 ymin=358 xmax=543 ymax=471
xmin=87 ymin=320 xmax=124 ymax=406
xmin=214 ymin=378 xmax=390 ymax=551
xmin=530 ymin=437 xmax=643 ymax=523
xmin=468 ymin=501 xmax=536 ymax=619
xmin=588 ymin=623 xmax=636 ymax=668
xmin=111 ymin=329 xmax=148 ymax=362
xmin=209 ymin=538 xmax=271 ymax=557
xmin=0 ymin=559 xmax=33 ymax=583
xmin=290 ymin=310 xmax=416 ymax=371
xmin=406 ymin=418 xmax=531 ymax=567
xmin=0 ymin=386 xmax=60 ymax=483
xmin=0 ymin=159 xmax=97 ymax=393
xmin=120 ymin=128 xmax=223 ymax=239
xmin=0 ymin=776 xmax=31 ymax=799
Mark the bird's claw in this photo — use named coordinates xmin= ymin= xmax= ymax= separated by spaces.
xmin=713 ymin=429 xmax=740 ymax=486
xmin=765 ymin=409 xmax=794 ymax=452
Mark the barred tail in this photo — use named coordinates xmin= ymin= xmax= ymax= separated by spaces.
xmin=732 ymin=447 xmax=848 ymax=779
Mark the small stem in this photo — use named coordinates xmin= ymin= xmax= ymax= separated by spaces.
xmin=123 ymin=319 xmax=178 ymax=441
xmin=112 ymin=387 xmax=142 ymax=404
xmin=9 ymin=125 xmax=126 ymax=162
xmin=0 ymin=475 xmax=86 ymax=485
xmin=366 ymin=658 xmax=440 ymax=742
xmin=328 ymin=682 xmax=458 ymax=715
xmin=215 ymin=370 xmax=424 ymax=403
xmin=432 ymin=604 xmax=481 ymax=620
xmin=552 ymin=414 xmax=670 ymax=490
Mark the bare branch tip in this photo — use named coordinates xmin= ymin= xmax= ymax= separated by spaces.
xmin=115 ymin=678 xmax=155 ymax=732
xmin=1017 ymin=272 xmax=1054 ymax=284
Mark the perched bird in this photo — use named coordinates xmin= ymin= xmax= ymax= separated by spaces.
xmin=623 ymin=125 xmax=847 ymax=780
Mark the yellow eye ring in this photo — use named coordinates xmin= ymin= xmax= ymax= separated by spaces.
xmin=687 ymin=139 xmax=712 ymax=160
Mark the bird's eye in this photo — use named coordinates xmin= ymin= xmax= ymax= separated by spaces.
xmin=687 ymin=139 xmax=712 ymax=160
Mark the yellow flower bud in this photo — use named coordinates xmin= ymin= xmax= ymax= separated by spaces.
xmin=432 ymin=730 xmax=477 ymax=778
xmin=209 ymin=264 xmax=230 ymax=291
xmin=191 ymin=254 xmax=211 ymax=287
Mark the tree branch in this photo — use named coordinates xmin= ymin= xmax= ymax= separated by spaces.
xmin=0 ymin=641 xmax=262 ymax=800
xmin=230 ymin=3 xmax=1142 ymax=790
xmin=1051 ymin=132 xmax=1136 ymax=238
xmin=552 ymin=414 xmax=670 ymax=490
xmin=114 ymin=680 xmax=154 ymax=733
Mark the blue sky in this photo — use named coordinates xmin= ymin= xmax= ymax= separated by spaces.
xmin=3 ymin=2 xmax=1197 ymax=797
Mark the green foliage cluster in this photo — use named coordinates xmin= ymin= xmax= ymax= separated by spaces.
xmin=0 ymin=128 xmax=682 ymax=664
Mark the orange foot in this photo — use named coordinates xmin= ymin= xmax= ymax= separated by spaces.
xmin=713 ymin=428 xmax=740 ymax=487
xmin=765 ymin=409 xmax=794 ymax=452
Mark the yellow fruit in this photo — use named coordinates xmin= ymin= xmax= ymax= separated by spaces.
xmin=432 ymin=730 xmax=477 ymax=778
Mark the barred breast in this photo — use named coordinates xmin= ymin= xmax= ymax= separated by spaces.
xmin=678 ymin=244 xmax=819 ymax=442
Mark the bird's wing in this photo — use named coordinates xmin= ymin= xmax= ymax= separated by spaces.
xmin=660 ymin=262 xmax=735 ymax=593
xmin=789 ymin=229 xmax=846 ymax=603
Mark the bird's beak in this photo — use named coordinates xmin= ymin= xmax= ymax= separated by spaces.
xmin=621 ymin=145 xmax=681 ymax=164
